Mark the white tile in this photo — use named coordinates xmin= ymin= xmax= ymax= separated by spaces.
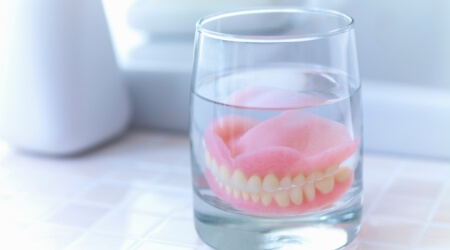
xmin=0 ymin=193 xmax=10 ymax=205
xmin=386 ymin=176 xmax=444 ymax=200
xmin=0 ymin=166 xmax=8 ymax=179
xmin=130 ymin=133 xmax=190 ymax=166
xmin=125 ymin=189 xmax=189 ymax=215
xmin=9 ymin=223 xmax=85 ymax=250
xmin=363 ymin=169 xmax=391 ymax=203
xmin=136 ymin=162 xmax=191 ymax=175
xmin=0 ymin=169 xmax=27 ymax=197
xmin=15 ymin=172 xmax=94 ymax=199
xmin=363 ymin=155 xmax=404 ymax=200
xmin=93 ymin=210 xmax=163 ymax=237
xmin=65 ymin=158 xmax=118 ymax=178
xmin=363 ymin=186 xmax=380 ymax=212
xmin=172 ymin=201 xmax=194 ymax=219
xmin=400 ymin=158 xmax=450 ymax=181
xmin=105 ymin=165 xmax=164 ymax=185
xmin=1 ymin=151 xmax=115 ymax=181
xmin=0 ymin=195 xmax=63 ymax=222
xmin=78 ymin=183 xmax=134 ymax=206
xmin=371 ymin=195 xmax=434 ymax=222
xmin=0 ymin=167 xmax=13 ymax=198
xmin=0 ymin=141 xmax=11 ymax=157
xmin=157 ymin=172 xmax=192 ymax=190
xmin=432 ymin=203 xmax=450 ymax=225
xmin=45 ymin=202 xmax=111 ymax=229
xmin=443 ymin=186 xmax=450 ymax=204
xmin=360 ymin=216 xmax=422 ymax=247
xmin=0 ymin=152 xmax=72 ymax=176
xmin=148 ymin=218 xmax=202 ymax=246
xmin=6 ymin=132 xmax=448 ymax=250
xmin=135 ymin=241 xmax=193 ymax=250
xmin=418 ymin=224 xmax=450 ymax=248
xmin=0 ymin=220 xmax=31 ymax=250
xmin=142 ymin=147 xmax=190 ymax=166
xmin=92 ymin=130 xmax=166 ymax=160
xmin=67 ymin=232 xmax=136 ymax=250
xmin=0 ymin=217 xmax=30 ymax=240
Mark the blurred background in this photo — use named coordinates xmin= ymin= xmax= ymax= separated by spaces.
xmin=0 ymin=0 xmax=449 ymax=159
xmin=0 ymin=1 xmax=449 ymax=249
xmin=103 ymin=0 xmax=450 ymax=159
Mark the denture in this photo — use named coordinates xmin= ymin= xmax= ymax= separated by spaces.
xmin=203 ymin=110 xmax=359 ymax=214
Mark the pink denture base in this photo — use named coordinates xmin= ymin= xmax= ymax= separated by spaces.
xmin=204 ymin=110 xmax=359 ymax=214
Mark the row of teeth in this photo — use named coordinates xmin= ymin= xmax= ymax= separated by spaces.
xmin=205 ymin=150 xmax=351 ymax=193
xmin=205 ymin=150 xmax=352 ymax=207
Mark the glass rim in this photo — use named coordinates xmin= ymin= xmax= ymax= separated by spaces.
xmin=196 ymin=8 xmax=354 ymax=43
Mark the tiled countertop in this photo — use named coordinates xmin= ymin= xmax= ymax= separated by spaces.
xmin=0 ymin=130 xmax=449 ymax=250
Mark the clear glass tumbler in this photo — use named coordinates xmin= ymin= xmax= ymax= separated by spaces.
xmin=190 ymin=8 xmax=362 ymax=250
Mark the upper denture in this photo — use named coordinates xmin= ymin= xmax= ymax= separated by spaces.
xmin=204 ymin=110 xmax=359 ymax=212
xmin=201 ymin=82 xmax=361 ymax=213
xmin=205 ymin=111 xmax=359 ymax=179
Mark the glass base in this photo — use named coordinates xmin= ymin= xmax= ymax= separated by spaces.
xmin=194 ymin=192 xmax=362 ymax=250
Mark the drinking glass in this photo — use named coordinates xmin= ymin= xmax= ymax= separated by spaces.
xmin=190 ymin=8 xmax=362 ymax=250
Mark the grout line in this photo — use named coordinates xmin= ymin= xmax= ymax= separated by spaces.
xmin=61 ymin=204 xmax=129 ymax=249
xmin=411 ymin=174 xmax=450 ymax=247
xmin=0 ymin=132 xmax=190 ymax=248
xmin=61 ymin=169 xmax=141 ymax=249
xmin=363 ymin=159 xmax=407 ymax=219
xmin=125 ymin=240 xmax=143 ymax=250
xmin=6 ymin=146 xmax=448 ymax=250
xmin=137 ymin=198 xmax=194 ymax=246
xmin=127 ymin=218 xmax=172 ymax=250
xmin=423 ymin=221 xmax=450 ymax=229
xmin=21 ymin=197 xmax=82 ymax=230
xmin=62 ymin=226 xmax=144 ymax=250
xmin=29 ymin=165 xmax=126 ymax=248
xmin=63 ymin=175 xmax=191 ymax=249
xmin=363 ymin=159 xmax=449 ymax=248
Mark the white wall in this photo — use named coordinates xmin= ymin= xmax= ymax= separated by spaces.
xmin=315 ymin=0 xmax=450 ymax=90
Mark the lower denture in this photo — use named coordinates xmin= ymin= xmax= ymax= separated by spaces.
xmin=204 ymin=110 xmax=359 ymax=214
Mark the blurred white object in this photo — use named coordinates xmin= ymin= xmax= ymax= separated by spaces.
xmin=103 ymin=0 xmax=303 ymax=68
xmin=0 ymin=0 xmax=131 ymax=155
xmin=103 ymin=0 xmax=306 ymax=131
